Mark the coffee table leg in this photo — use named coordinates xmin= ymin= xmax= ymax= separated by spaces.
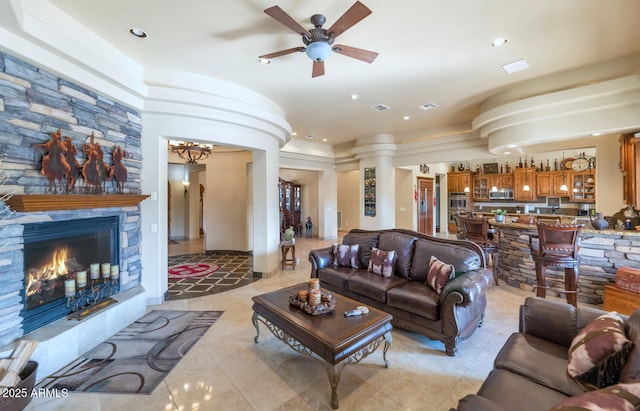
xmin=252 ymin=312 xmax=261 ymax=343
xmin=383 ymin=331 xmax=392 ymax=368
xmin=325 ymin=364 xmax=342 ymax=409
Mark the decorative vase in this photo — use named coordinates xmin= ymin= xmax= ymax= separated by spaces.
xmin=495 ymin=214 xmax=505 ymax=223
xmin=284 ymin=226 xmax=295 ymax=241
xmin=590 ymin=212 xmax=608 ymax=230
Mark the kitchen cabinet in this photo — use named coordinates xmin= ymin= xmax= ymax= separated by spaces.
xmin=569 ymin=171 xmax=596 ymax=202
xmin=620 ymin=132 xmax=640 ymax=208
xmin=513 ymin=167 xmax=537 ymax=201
xmin=473 ymin=176 xmax=489 ymax=200
xmin=536 ymin=171 xmax=568 ymax=197
xmin=447 ymin=171 xmax=472 ymax=193
xmin=489 ymin=174 xmax=514 ymax=189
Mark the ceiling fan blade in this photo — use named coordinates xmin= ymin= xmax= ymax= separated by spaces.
xmin=332 ymin=44 xmax=379 ymax=63
xmin=312 ymin=61 xmax=325 ymax=78
xmin=264 ymin=6 xmax=311 ymax=37
xmin=326 ymin=1 xmax=372 ymax=38
xmin=259 ymin=47 xmax=305 ymax=60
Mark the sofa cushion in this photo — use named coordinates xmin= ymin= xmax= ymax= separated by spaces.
xmin=476 ymin=369 xmax=569 ymax=411
xmin=386 ymin=281 xmax=440 ymax=320
xmin=367 ymin=247 xmax=397 ymax=278
xmin=549 ymin=383 xmax=640 ymax=411
xmin=568 ymin=312 xmax=632 ymax=389
xmin=409 ymin=238 xmax=482 ymax=282
xmin=318 ymin=266 xmax=360 ymax=291
xmin=426 ymin=255 xmax=454 ymax=294
xmin=620 ymin=309 xmax=640 ymax=384
xmin=342 ymin=231 xmax=379 ymax=269
xmin=494 ymin=332 xmax=585 ymax=397
xmin=347 ymin=272 xmax=407 ymax=303
xmin=333 ymin=243 xmax=360 ymax=268
xmin=378 ymin=232 xmax=417 ymax=279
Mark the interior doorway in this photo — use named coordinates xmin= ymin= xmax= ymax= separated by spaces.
xmin=417 ymin=177 xmax=434 ymax=235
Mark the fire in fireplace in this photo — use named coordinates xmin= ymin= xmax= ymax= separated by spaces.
xmin=21 ymin=216 xmax=119 ymax=333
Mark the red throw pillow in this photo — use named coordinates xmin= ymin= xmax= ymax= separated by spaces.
xmin=426 ymin=256 xmax=454 ymax=294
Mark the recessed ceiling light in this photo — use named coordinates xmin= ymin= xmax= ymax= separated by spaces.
xmin=258 ymin=57 xmax=271 ymax=65
xmin=403 ymin=115 xmax=410 ymax=120
xmin=322 ymin=138 xmax=328 ymax=142
xmin=129 ymin=28 xmax=147 ymax=38
xmin=503 ymin=151 xmax=511 ymax=155
xmin=291 ymin=132 xmax=297 ymax=136
xmin=502 ymin=59 xmax=529 ymax=74
xmin=350 ymin=94 xmax=359 ymax=100
xmin=507 ymin=144 xmax=518 ymax=148
xmin=492 ymin=37 xmax=508 ymax=47
xmin=591 ymin=132 xmax=601 ymax=136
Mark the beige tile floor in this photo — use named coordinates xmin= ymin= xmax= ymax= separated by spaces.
xmin=27 ymin=235 xmax=558 ymax=411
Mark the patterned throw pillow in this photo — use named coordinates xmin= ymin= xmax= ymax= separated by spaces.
xmin=367 ymin=247 xmax=396 ymax=278
xmin=550 ymin=383 xmax=640 ymax=411
xmin=621 ymin=309 xmax=640 ymax=383
xmin=426 ymin=256 xmax=454 ymax=294
xmin=332 ymin=244 xmax=359 ymax=268
xmin=568 ymin=312 xmax=632 ymax=389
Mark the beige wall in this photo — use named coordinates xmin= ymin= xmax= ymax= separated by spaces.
xmin=395 ymin=169 xmax=414 ymax=230
xmin=337 ymin=170 xmax=360 ymax=231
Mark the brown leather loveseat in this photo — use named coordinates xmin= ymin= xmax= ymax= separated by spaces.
xmin=308 ymin=228 xmax=494 ymax=356
xmin=455 ymin=297 xmax=640 ymax=411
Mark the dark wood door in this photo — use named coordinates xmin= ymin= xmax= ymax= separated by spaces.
xmin=417 ymin=177 xmax=434 ymax=235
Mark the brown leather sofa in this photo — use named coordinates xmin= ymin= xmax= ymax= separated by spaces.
xmin=308 ymin=228 xmax=494 ymax=356
xmin=454 ymin=297 xmax=637 ymax=411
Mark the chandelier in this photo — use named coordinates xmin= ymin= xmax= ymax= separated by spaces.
xmin=169 ymin=141 xmax=213 ymax=164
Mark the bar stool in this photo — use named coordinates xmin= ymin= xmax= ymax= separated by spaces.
xmin=529 ymin=222 xmax=583 ymax=307
xmin=460 ymin=216 xmax=500 ymax=286
xmin=280 ymin=240 xmax=296 ymax=270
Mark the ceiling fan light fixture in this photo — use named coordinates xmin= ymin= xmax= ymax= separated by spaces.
xmin=258 ymin=57 xmax=271 ymax=65
xmin=305 ymin=41 xmax=332 ymax=62
xmin=129 ymin=28 xmax=147 ymax=38
xmin=492 ymin=37 xmax=508 ymax=47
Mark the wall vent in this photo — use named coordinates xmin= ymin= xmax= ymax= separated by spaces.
xmin=337 ymin=210 xmax=343 ymax=229
xmin=371 ymin=104 xmax=391 ymax=111
xmin=419 ymin=103 xmax=438 ymax=111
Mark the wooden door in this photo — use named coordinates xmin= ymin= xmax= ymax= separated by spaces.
xmin=418 ymin=177 xmax=434 ymax=235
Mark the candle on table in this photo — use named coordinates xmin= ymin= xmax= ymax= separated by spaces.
xmin=110 ymin=265 xmax=119 ymax=279
xmin=64 ymin=279 xmax=76 ymax=297
xmin=101 ymin=263 xmax=111 ymax=276
xmin=76 ymin=270 xmax=87 ymax=288
xmin=89 ymin=263 xmax=100 ymax=279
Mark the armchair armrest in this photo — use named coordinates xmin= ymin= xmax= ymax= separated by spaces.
xmin=308 ymin=246 xmax=333 ymax=278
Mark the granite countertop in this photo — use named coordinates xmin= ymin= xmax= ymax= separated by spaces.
xmin=488 ymin=217 xmax=640 ymax=236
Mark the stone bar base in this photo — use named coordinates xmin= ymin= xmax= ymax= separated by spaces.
xmin=494 ymin=220 xmax=640 ymax=305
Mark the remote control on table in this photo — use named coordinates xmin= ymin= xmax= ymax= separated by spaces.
xmin=344 ymin=309 xmax=362 ymax=317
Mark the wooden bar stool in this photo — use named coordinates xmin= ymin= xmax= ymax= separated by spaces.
xmin=530 ymin=222 xmax=583 ymax=307
xmin=460 ymin=216 xmax=500 ymax=286
xmin=280 ymin=240 xmax=296 ymax=270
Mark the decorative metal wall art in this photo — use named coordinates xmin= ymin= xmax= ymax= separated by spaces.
xmin=36 ymin=129 xmax=128 ymax=194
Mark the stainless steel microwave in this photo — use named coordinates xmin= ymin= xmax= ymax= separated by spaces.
xmin=489 ymin=189 xmax=514 ymax=200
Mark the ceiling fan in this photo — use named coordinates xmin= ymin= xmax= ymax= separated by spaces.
xmin=258 ymin=1 xmax=379 ymax=78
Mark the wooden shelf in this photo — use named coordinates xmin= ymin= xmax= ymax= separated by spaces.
xmin=5 ymin=194 xmax=150 ymax=212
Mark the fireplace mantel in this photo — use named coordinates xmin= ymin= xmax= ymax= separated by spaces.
xmin=5 ymin=194 xmax=149 ymax=212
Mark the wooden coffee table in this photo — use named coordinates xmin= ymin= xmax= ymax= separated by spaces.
xmin=252 ymin=283 xmax=393 ymax=409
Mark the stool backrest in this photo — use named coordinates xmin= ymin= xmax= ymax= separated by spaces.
xmin=460 ymin=216 xmax=491 ymax=247
xmin=536 ymin=222 xmax=583 ymax=259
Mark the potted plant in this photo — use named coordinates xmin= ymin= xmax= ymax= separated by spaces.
xmin=493 ymin=209 xmax=506 ymax=223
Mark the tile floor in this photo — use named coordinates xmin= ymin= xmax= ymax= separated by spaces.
xmin=27 ymin=235 xmax=569 ymax=411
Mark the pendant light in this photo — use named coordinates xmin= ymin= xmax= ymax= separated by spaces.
xmin=559 ymin=151 xmax=568 ymax=192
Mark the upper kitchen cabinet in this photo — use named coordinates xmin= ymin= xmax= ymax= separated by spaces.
xmin=447 ymin=171 xmax=472 ymax=193
xmin=536 ymin=171 xmax=567 ymax=197
xmin=513 ymin=167 xmax=537 ymax=201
